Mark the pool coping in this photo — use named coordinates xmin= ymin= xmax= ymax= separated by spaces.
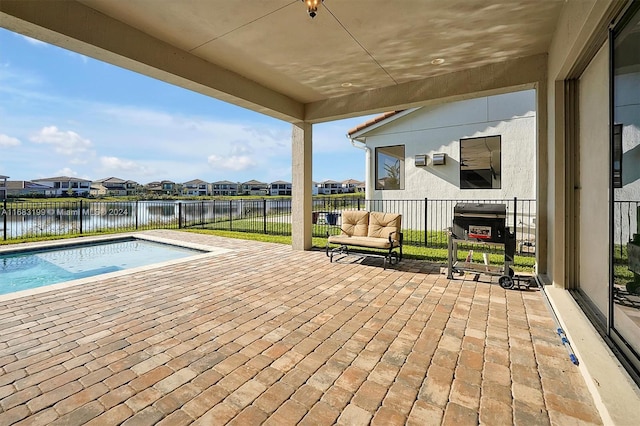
xmin=0 ymin=232 xmax=232 ymax=302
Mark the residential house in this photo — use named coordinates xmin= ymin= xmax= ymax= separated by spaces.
xmin=269 ymin=180 xmax=291 ymax=196
xmin=0 ymin=175 xmax=8 ymax=200
xmin=90 ymin=183 xmax=107 ymax=197
xmin=240 ymin=180 xmax=268 ymax=196
xmin=341 ymin=179 xmax=363 ymax=194
xmin=348 ymin=90 xmax=536 ymax=203
xmin=144 ymin=180 xmax=177 ymax=196
xmin=182 ymin=179 xmax=210 ymax=196
xmin=317 ymin=180 xmax=342 ymax=195
xmin=92 ymin=177 xmax=139 ymax=196
xmin=211 ymin=180 xmax=238 ymax=196
xmin=5 ymin=180 xmax=53 ymax=197
xmin=32 ymin=176 xmax=91 ymax=197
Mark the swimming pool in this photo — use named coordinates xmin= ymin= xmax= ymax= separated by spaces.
xmin=0 ymin=237 xmax=206 ymax=296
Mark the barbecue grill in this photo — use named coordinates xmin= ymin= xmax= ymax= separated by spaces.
xmin=448 ymin=203 xmax=525 ymax=289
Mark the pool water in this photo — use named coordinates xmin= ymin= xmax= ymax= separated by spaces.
xmin=0 ymin=238 xmax=202 ymax=295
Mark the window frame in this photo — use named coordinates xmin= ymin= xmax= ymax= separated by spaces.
xmin=375 ymin=145 xmax=405 ymax=190
xmin=459 ymin=135 xmax=502 ymax=190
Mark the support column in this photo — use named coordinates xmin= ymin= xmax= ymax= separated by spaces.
xmin=364 ymin=145 xmax=373 ymax=201
xmin=552 ymin=79 xmax=570 ymax=289
xmin=536 ymin=77 xmax=548 ymax=277
xmin=292 ymin=122 xmax=313 ymax=250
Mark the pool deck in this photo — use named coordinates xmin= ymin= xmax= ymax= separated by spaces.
xmin=0 ymin=230 xmax=603 ymax=425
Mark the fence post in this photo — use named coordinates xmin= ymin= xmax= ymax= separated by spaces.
xmin=201 ymin=201 xmax=205 ymax=229
xmin=135 ymin=200 xmax=139 ymax=230
xmin=263 ymin=199 xmax=267 ymax=234
xmin=79 ymin=200 xmax=83 ymax=234
xmin=3 ymin=195 xmax=7 ymax=240
xmin=178 ymin=202 xmax=182 ymax=229
xmin=357 ymin=198 xmax=361 ymax=210
xmin=229 ymin=200 xmax=233 ymax=231
xmin=513 ymin=196 xmax=518 ymax=231
xmin=424 ymin=198 xmax=428 ymax=247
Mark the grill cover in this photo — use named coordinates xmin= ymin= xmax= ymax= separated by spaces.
xmin=453 ymin=203 xmax=506 ymax=243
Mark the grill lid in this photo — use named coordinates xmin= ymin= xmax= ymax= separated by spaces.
xmin=454 ymin=203 xmax=506 ymax=217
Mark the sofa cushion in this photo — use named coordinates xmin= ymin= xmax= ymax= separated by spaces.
xmin=367 ymin=212 xmax=401 ymax=240
xmin=340 ymin=210 xmax=369 ymax=237
xmin=327 ymin=235 xmax=395 ymax=249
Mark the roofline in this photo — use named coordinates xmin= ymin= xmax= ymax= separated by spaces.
xmin=347 ymin=108 xmax=420 ymax=139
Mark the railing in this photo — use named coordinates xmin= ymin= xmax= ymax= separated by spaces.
xmin=1 ymin=197 xmax=538 ymax=252
xmin=422 ymin=198 xmax=537 ymax=251
xmin=0 ymin=200 xmax=180 ymax=240
xmin=614 ymin=201 xmax=640 ymax=258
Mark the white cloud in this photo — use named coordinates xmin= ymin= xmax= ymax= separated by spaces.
xmin=21 ymin=35 xmax=47 ymax=46
xmin=95 ymin=105 xmax=294 ymax=179
xmin=66 ymin=51 xmax=88 ymax=64
xmin=207 ymin=154 xmax=256 ymax=171
xmin=100 ymin=106 xmax=176 ymax=128
xmin=312 ymin=116 xmax=378 ymax=154
xmin=230 ymin=141 xmax=253 ymax=156
xmin=0 ymin=134 xmax=21 ymax=147
xmin=99 ymin=105 xmax=290 ymax=155
xmin=55 ymin=167 xmax=78 ymax=177
xmin=30 ymin=126 xmax=92 ymax=156
xmin=100 ymin=156 xmax=151 ymax=174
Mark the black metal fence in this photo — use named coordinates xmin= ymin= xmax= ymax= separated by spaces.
xmin=2 ymin=197 xmax=540 ymax=250
xmin=191 ymin=197 xmax=537 ymax=252
xmin=1 ymin=200 xmax=181 ymax=239
xmin=614 ymin=201 xmax=640 ymax=257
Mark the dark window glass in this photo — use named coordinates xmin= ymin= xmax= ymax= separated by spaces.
xmin=460 ymin=136 xmax=501 ymax=189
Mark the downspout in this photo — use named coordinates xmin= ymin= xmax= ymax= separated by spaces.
xmin=349 ymin=135 xmax=372 ymax=201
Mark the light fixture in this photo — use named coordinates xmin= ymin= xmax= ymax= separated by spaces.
xmin=432 ymin=153 xmax=446 ymax=165
xmin=302 ymin=0 xmax=323 ymax=18
xmin=341 ymin=82 xmax=352 ymax=87
xmin=431 ymin=58 xmax=445 ymax=65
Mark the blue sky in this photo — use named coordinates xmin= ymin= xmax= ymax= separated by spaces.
xmin=0 ymin=28 xmax=374 ymax=185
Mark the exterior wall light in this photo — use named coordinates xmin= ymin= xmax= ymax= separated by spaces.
xmin=303 ymin=0 xmax=323 ymax=18
xmin=432 ymin=153 xmax=446 ymax=165
xmin=415 ymin=155 xmax=427 ymax=167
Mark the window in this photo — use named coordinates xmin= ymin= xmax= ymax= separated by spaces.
xmin=460 ymin=136 xmax=501 ymax=189
xmin=611 ymin=2 xmax=640 ymax=374
xmin=375 ymin=145 xmax=404 ymax=190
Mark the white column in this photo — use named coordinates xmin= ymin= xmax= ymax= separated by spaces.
xmin=364 ymin=146 xmax=373 ymax=201
xmin=292 ymin=122 xmax=313 ymax=250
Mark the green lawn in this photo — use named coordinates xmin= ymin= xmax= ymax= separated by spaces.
xmin=0 ymin=213 xmax=537 ymax=272
xmin=181 ymin=228 xmax=537 ymax=272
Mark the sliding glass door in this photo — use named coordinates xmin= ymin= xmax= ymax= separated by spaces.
xmin=611 ymin=3 xmax=640 ymax=372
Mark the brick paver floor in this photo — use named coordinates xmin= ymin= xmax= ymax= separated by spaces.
xmin=0 ymin=230 xmax=602 ymax=425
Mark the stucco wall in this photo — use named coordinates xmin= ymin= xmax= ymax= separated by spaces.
xmin=362 ymin=90 xmax=536 ymax=202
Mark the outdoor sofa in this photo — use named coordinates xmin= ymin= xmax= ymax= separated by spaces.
xmin=325 ymin=210 xmax=403 ymax=269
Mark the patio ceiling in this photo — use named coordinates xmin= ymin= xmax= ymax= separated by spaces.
xmin=0 ymin=0 xmax=563 ymax=123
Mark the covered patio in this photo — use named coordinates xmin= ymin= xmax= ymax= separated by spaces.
xmin=0 ymin=231 xmax=600 ymax=425
xmin=2 ymin=0 xmax=640 ymax=424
